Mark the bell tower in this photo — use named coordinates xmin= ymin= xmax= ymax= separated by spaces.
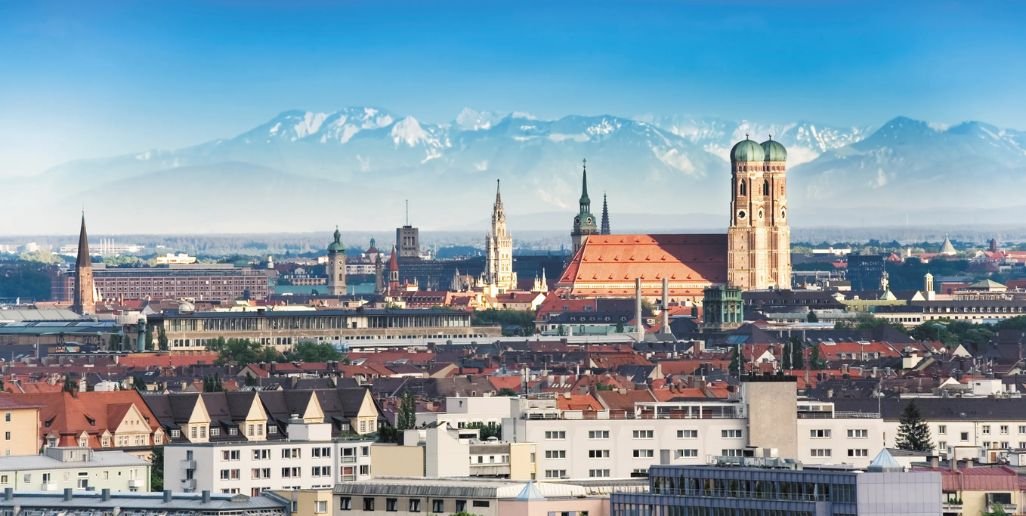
xmin=727 ymin=136 xmax=790 ymax=290
xmin=571 ymin=159 xmax=599 ymax=254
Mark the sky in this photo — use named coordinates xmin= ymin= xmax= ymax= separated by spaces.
xmin=1 ymin=0 xmax=1024 ymax=176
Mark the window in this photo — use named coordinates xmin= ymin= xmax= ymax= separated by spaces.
xmin=544 ymin=431 xmax=566 ymax=440
xmin=455 ymin=500 xmax=467 ymax=512
xmin=675 ymin=449 xmax=698 ymax=458
xmin=315 ymin=500 xmax=328 ymax=514
xmin=1019 ymin=425 xmax=1026 ymax=434
xmin=0 ymin=475 xmax=7 ymax=484
xmin=341 ymin=498 xmax=352 ymax=511
xmin=3 ymin=413 xmax=9 ymax=422
xmin=588 ymin=430 xmax=609 ymax=439
xmin=588 ymin=449 xmax=610 ymax=458
xmin=3 ymin=432 xmax=8 ymax=441
xmin=312 ymin=447 xmax=331 ymax=458
xmin=544 ymin=450 xmax=566 ymax=459
xmin=721 ymin=449 xmax=743 ymax=457
xmin=432 ymin=500 xmax=444 ymax=513
xmin=282 ymin=448 xmax=301 ymax=459
xmin=937 ymin=425 xmax=947 ymax=435
xmin=721 ymin=429 xmax=743 ymax=439
xmin=228 ymin=427 xmax=237 ymax=436
xmin=253 ymin=449 xmax=270 ymax=460
xmin=281 ymin=467 xmax=301 ymax=478
xmin=810 ymin=449 xmax=831 ymax=457
xmin=170 ymin=429 xmax=181 ymax=438
xmin=210 ymin=427 xmax=220 ymax=437
xmin=589 ymin=469 xmax=610 ymax=478
xmin=809 ymin=429 xmax=831 ymax=439
xmin=938 ymin=441 xmax=947 ymax=451
xmin=251 ymin=468 xmax=271 ymax=479
xmin=633 ymin=449 xmax=654 ymax=458
xmin=1001 ymin=425 xmax=1009 ymax=435
xmin=632 ymin=430 xmax=654 ymax=439
xmin=983 ymin=425 xmax=991 ymax=435
xmin=222 ymin=450 xmax=240 ymax=461
xmin=677 ymin=429 xmax=698 ymax=439
xmin=363 ymin=498 xmax=374 ymax=511
xmin=385 ymin=498 xmax=397 ymax=512
xmin=848 ymin=449 xmax=868 ymax=457
xmin=312 ymin=466 xmax=331 ymax=477
xmin=847 ymin=429 xmax=868 ymax=439
xmin=42 ymin=473 xmax=51 ymax=484
xmin=961 ymin=432 xmax=970 ymax=442
xmin=408 ymin=499 xmax=421 ymax=512
xmin=359 ymin=465 xmax=371 ymax=476
xmin=472 ymin=501 xmax=490 ymax=508
xmin=544 ymin=469 xmax=567 ymax=479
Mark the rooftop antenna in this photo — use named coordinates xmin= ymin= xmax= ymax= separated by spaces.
xmin=405 ymin=200 xmax=409 ymax=226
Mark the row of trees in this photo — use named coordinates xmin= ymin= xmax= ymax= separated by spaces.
xmin=209 ymin=338 xmax=343 ymax=366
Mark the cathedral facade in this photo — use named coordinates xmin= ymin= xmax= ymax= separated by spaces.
xmin=557 ymin=137 xmax=791 ymax=302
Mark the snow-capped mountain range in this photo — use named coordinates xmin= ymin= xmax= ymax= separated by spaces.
xmin=7 ymin=108 xmax=1026 ymax=234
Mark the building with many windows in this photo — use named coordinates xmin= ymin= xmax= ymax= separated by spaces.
xmin=150 ymin=307 xmax=500 ymax=351
xmin=611 ymin=452 xmax=941 ymax=516
xmin=56 ymin=263 xmax=276 ymax=303
xmin=163 ymin=418 xmax=373 ymax=496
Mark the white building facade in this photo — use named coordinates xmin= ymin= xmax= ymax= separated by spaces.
xmin=164 ymin=421 xmax=373 ymax=496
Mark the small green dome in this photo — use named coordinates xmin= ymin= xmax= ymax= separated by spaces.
xmin=328 ymin=227 xmax=344 ymax=253
xmin=730 ymin=138 xmax=764 ymax=162
xmin=761 ymin=139 xmax=787 ymax=162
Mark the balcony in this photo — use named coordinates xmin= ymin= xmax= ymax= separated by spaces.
xmin=181 ymin=479 xmax=196 ymax=491
xmin=181 ymin=459 xmax=196 ymax=470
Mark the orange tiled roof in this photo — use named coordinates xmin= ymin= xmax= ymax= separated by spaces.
xmin=556 ymin=234 xmax=727 ymax=298
xmin=119 ymin=352 xmax=219 ymax=369
xmin=554 ymin=393 xmax=603 ymax=412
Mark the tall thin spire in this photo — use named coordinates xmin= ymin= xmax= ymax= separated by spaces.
xmin=580 ymin=158 xmax=590 ymax=206
xmin=72 ymin=212 xmax=96 ymax=315
xmin=601 ymin=193 xmax=610 ymax=234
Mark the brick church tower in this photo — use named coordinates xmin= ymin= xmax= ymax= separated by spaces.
xmin=726 ymin=136 xmax=791 ymax=290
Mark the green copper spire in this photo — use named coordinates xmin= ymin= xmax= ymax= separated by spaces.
xmin=579 ymin=158 xmax=591 ymax=208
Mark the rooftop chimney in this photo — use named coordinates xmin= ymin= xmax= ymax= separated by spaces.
xmin=63 ymin=488 xmax=73 ymax=502
xmin=661 ymin=277 xmax=670 ymax=337
xmin=101 ymin=488 xmax=111 ymax=501
xmin=163 ymin=490 xmax=173 ymax=503
xmin=202 ymin=490 xmax=211 ymax=504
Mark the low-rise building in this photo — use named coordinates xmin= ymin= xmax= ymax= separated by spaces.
xmin=0 ymin=488 xmax=288 ymax=515
xmin=333 ymin=477 xmax=614 ymax=516
xmin=163 ymin=419 xmax=373 ymax=496
xmin=0 ymin=396 xmax=41 ymax=457
xmin=0 ymin=447 xmax=149 ymax=492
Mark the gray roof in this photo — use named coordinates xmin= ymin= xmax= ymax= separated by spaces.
xmin=0 ymin=451 xmax=147 ymax=471
xmin=0 ymin=309 xmax=83 ymax=322
xmin=0 ymin=491 xmax=287 ymax=512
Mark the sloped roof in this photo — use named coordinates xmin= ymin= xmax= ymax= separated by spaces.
xmin=557 ymin=234 xmax=727 ymax=297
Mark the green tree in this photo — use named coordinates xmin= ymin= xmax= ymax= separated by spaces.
xmin=284 ymin=341 xmax=341 ymax=362
xmin=157 ymin=327 xmax=169 ymax=351
xmin=809 ymin=345 xmax=825 ymax=370
xmin=789 ymin=337 xmax=805 ymax=370
xmin=895 ymin=401 xmax=933 ymax=452
xmin=497 ymin=388 xmax=518 ymax=396
xmin=465 ymin=421 xmax=501 ymax=440
xmin=203 ymin=375 xmax=223 ymax=392
xmin=471 ymin=309 xmax=536 ymax=336
xmin=806 ymin=310 xmax=819 ymax=323
xmin=397 ymin=392 xmax=416 ymax=431
xmin=729 ymin=345 xmax=740 ymax=375
xmin=149 ymin=446 xmax=164 ymax=491
xmin=215 ymin=338 xmax=281 ymax=366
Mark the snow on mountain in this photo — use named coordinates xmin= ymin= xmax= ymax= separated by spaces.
xmin=19 ymin=108 xmax=1026 ymax=233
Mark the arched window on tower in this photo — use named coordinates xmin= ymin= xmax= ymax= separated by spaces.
xmin=739 ymin=181 xmax=746 ymax=196
xmin=763 ymin=180 xmax=770 ymax=196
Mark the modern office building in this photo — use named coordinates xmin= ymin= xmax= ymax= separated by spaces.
xmin=611 ymin=451 xmax=941 ymax=516
xmin=55 ymin=263 xmax=276 ymax=303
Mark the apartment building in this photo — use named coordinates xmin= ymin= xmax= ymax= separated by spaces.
xmin=0 ymin=396 xmax=41 ymax=457
xmin=164 ymin=419 xmax=373 ymax=496
xmin=0 ymin=447 xmax=149 ymax=492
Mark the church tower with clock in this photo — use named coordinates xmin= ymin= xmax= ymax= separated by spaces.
xmin=727 ymin=136 xmax=791 ymax=290
xmin=571 ymin=159 xmax=599 ymax=255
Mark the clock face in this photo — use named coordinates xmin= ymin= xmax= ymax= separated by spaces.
xmin=737 ymin=210 xmax=747 ymax=220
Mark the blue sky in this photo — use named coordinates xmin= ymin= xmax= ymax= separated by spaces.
xmin=1 ymin=0 xmax=1023 ymax=175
